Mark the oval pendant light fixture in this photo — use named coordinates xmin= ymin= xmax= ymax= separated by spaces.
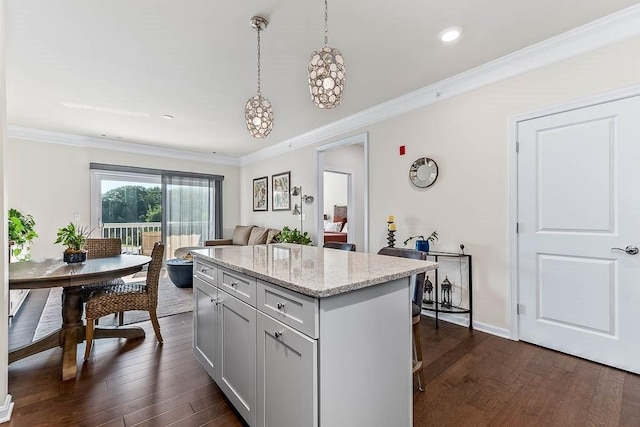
xmin=245 ymin=16 xmax=274 ymax=139
xmin=307 ymin=0 xmax=345 ymax=109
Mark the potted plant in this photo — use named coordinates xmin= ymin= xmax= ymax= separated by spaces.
xmin=275 ymin=226 xmax=312 ymax=245
xmin=8 ymin=208 xmax=39 ymax=261
xmin=403 ymin=231 xmax=438 ymax=253
xmin=54 ymin=222 xmax=92 ymax=263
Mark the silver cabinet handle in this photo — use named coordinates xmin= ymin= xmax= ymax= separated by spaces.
xmin=611 ymin=246 xmax=639 ymax=255
xmin=277 ymin=302 xmax=285 ymax=310
xmin=230 ymin=282 xmax=238 ymax=288
xmin=274 ymin=330 xmax=283 ymax=339
xmin=200 ymin=268 xmax=207 ymax=273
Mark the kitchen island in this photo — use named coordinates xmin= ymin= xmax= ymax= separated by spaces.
xmin=192 ymin=244 xmax=437 ymax=427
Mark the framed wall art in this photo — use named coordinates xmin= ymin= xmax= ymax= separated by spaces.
xmin=253 ymin=176 xmax=268 ymax=211
xmin=272 ymin=171 xmax=291 ymax=211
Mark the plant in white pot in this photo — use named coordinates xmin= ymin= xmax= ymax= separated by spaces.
xmin=54 ymin=222 xmax=91 ymax=263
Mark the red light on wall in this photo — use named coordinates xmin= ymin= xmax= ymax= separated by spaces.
xmin=399 ymin=145 xmax=406 ymax=155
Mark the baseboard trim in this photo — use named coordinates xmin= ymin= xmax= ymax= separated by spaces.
xmin=0 ymin=394 xmax=14 ymax=423
xmin=420 ymin=310 xmax=512 ymax=340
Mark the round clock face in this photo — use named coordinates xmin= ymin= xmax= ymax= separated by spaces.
xmin=409 ymin=157 xmax=438 ymax=188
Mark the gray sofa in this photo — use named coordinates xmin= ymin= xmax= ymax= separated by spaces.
xmin=174 ymin=225 xmax=280 ymax=257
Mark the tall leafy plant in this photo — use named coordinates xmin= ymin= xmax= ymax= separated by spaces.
xmin=54 ymin=223 xmax=91 ymax=253
xmin=8 ymin=208 xmax=39 ymax=260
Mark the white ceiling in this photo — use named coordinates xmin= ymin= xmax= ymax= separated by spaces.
xmin=6 ymin=1 xmax=639 ymax=158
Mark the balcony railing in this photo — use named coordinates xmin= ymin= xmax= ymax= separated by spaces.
xmin=101 ymin=221 xmax=207 ymax=256
xmin=101 ymin=222 xmax=162 ymax=254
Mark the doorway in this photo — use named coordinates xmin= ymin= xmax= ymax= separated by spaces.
xmin=514 ymin=92 xmax=640 ymax=374
xmin=315 ymin=133 xmax=368 ymax=252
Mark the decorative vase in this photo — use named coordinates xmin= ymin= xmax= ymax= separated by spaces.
xmin=63 ymin=251 xmax=87 ymax=263
xmin=415 ymin=239 xmax=429 ymax=253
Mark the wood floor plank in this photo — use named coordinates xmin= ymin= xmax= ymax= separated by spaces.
xmin=620 ymin=373 xmax=640 ymax=427
xmin=587 ymin=366 xmax=625 ymax=426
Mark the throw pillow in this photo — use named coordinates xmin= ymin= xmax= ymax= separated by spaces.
xmin=248 ymin=227 xmax=269 ymax=245
xmin=232 ymin=225 xmax=255 ymax=245
xmin=266 ymin=228 xmax=280 ymax=244
xmin=325 ymin=222 xmax=343 ymax=232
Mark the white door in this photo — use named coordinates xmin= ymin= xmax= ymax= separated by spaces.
xmin=517 ymin=95 xmax=640 ymax=374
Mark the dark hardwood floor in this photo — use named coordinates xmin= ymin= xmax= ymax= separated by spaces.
xmin=7 ymin=310 xmax=640 ymax=426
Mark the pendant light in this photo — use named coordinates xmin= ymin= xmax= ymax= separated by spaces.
xmin=307 ymin=0 xmax=345 ymax=109
xmin=245 ymin=16 xmax=274 ymax=138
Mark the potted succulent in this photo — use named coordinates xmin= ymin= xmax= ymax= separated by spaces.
xmin=403 ymin=231 xmax=438 ymax=253
xmin=275 ymin=226 xmax=312 ymax=245
xmin=54 ymin=222 xmax=92 ymax=263
xmin=8 ymin=208 xmax=39 ymax=261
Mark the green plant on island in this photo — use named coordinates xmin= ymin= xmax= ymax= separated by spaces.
xmin=275 ymin=226 xmax=312 ymax=245
xmin=403 ymin=231 xmax=438 ymax=247
xmin=54 ymin=222 xmax=92 ymax=254
xmin=8 ymin=208 xmax=39 ymax=260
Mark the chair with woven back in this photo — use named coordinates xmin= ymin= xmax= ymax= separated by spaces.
xmin=82 ymin=238 xmax=125 ymax=301
xmin=84 ymin=242 xmax=165 ymax=360
xmin=377 ymin=246 xmax=427 ymax=391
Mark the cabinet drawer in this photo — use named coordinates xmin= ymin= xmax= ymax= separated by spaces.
xmin=194 ymin=259 xmax=217 ymax=285
xmin=257 ymin=281 xmax=319 ymax=339
xmin=218 ymin=267 xmax=256 ymax=307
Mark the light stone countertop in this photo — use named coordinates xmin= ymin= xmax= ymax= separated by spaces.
xmin=191 ymin=243 xmax=438 ymax=298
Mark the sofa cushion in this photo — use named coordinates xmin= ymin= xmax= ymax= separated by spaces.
xmin=232 ymin=225 xmax=256 ymax=246
xmin=266 ymin=228 xmax=281 ymax=244
xmin=248 ymin=227 xmax=269 ymax=245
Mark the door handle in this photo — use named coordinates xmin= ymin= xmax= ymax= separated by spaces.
xmin=611 ymin=246 xmax=639 ymax=255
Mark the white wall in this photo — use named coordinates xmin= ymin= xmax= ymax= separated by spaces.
xmin=0 ymin=0 xmax=12 ymax=420
xmin=323 ymin=171 xmax=348 ymax=220
xmin=240 ymin=34 xmax=640 ymax=330
xmin=6 ymin=137 xmax=241 ymax=259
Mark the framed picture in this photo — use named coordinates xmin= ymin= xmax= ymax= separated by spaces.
xmin=253 ymin=176 xmax=268 ymax=211
xmin=272 ymin=171 xmax=291 ymax=211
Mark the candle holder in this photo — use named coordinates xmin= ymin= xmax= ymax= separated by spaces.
xmin=424 ymin=277 xmax=434 ymax=304
xmin=387 ymin=222 xmax=396 ymax=247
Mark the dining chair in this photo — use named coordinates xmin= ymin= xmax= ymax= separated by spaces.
xmin=82 ymin=238 xmax=125 ymax=302
xmin=84 ymin=242 xmax=165 ymax=360
xmin=377 ymin=247 xmax=427 ymax=391
xmin=323 ymin=242 xmax=356 ymax=251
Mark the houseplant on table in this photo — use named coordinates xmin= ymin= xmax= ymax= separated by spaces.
xmin=8 ymin=208 xmax=39 ymax=261
xmin=403 ymin=231 xmax=438 ymax=253
xmin=54 ymin=222 xmax=92 ymax=263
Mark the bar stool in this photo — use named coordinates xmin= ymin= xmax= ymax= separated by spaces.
xmin=378 ymin=247 xmax=426 ymax=391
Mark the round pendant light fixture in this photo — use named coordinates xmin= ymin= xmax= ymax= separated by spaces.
xmin=307 ymin=0 xmax=345 ymax=109
xmin=245 ymin=16 xmax=274 ymax=139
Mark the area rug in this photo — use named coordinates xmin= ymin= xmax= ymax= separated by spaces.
xmin=33 ymin=269 xmax=193 ymax=341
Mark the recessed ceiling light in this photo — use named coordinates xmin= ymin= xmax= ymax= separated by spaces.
xmin=163 ymin=114 xmax=174 ymax=120
xmin=439 ymin=27 xmax=462 ymax=43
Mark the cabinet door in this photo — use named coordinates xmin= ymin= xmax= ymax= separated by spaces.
xmin=257 ymin=312 xmax=318 ymax=427
xmin=218 ymin=289 xmax=257 ymax=426
xmin=193 ymin=276 xmax=218 ymax=380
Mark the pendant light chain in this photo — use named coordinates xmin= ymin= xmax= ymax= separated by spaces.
xmin=256 ymin=28 xmax=262 ymax=95
xmin=324 ymin=0 xmax=329 ymax=46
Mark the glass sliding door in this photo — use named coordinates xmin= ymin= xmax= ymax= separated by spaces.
xmin=91 ymin=170 xmax=162 ymax=253
xmin=162 ymin=175 xmax=216 ymax=259
xmin=91 ymin=163 xmax=223 ymax=259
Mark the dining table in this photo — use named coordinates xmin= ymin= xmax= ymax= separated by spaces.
xmin=9 ymin=254 xmax=152 ymax=380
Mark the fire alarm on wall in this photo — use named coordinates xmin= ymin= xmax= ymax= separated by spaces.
xmin=399 ymin=145 xmax=406 ymax=155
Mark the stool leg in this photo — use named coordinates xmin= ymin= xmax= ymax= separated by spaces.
xmin=412 ymin=315 xmax=425 ymax=392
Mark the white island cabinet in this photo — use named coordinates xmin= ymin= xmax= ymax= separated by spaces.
xmin=192 ymin=244 xmax=437 ymax=427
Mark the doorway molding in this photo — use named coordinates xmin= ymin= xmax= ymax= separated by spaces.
xmin=508 ymin=83 xmax=640 ymax=341
xmin=315 ymin=132 xmax=369 ymax=252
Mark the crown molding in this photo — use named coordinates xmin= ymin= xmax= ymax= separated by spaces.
xmin=7 ymin=126 xmax=241 ymax=166
xmin=240 ymin=4 xmax=640 ymax=166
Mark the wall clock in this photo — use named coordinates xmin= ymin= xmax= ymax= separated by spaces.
xmin=409 ymin=157 xmax=438 ymax=188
